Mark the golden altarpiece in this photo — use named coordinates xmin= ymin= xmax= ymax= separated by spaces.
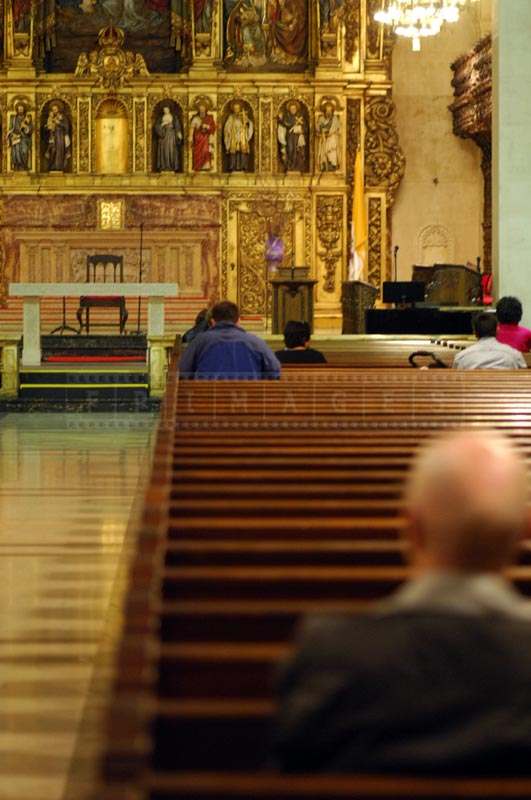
xmin=0 ymin=0 xmax=405 ymax=332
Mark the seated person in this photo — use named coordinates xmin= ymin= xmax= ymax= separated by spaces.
xmin=453 ymin=312 xmax=526 ymax=369
xmin=275 ymin=321 xmax=327 ymax=365
xmin=496 ymin=296 xmax=531 ymax=352
xmin=274 ymin=430 xmax=531 ymax=774
xmin=182 ymin=308 xmax=210 ymax=344
xmin=179 ymin=300 xmax=281 ymax=380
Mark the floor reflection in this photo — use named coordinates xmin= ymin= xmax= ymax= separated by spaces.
xmin=0 ymin=412 xmax=156 ymax=800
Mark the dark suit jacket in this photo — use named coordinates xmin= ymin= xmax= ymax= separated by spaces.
xmin=274 ymin=577 xmax=531 ymax=775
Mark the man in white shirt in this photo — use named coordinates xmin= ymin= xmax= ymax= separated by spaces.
xmin=453 ymin=312 xmax=527 ymax=370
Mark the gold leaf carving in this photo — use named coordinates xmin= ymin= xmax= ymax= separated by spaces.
xmin=75 ymin=25 xmax=149 ymax=90
xmin=134 ymin=100 xmax=146 ymax=172
xmin=317 ymin=195 xmax=343 ymax=294
xmin=260 ymin=99 xmax=272 ymax=173
xmin=78 ymin=99 xmax=90 ymax=172
xmin=368 ymin=196 xmax=382 ymax=290
xmin=365 ymin=95 xmax=405 ymax=207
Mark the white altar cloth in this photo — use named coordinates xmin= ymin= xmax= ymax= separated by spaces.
xmin=9 ymin=283 xmax=179 ymax=366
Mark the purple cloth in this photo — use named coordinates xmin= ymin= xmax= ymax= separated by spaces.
xmin=266 ymin=235 xmax=284 ymax=264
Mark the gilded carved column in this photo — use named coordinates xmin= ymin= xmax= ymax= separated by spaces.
xmin=78 ymin=97 xmax=91 ymax=173
xmin=364 ymin=95 xmax=405 ymax=289
xmin=134 ymin=98 xmax=147 ymax=173
xmin=316 ymin=195 xmax=344 ymax=295
xmin=259 ymin=98 xmax=273 ymax=174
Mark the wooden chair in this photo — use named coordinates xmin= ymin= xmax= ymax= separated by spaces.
xmin=77 ymin=254 xmax=128 ymax=335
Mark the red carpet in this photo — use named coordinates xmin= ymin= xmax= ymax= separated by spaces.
xmin=44 ymin=355 xmax=146 ymax=363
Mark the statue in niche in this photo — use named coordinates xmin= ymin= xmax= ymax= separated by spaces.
xmin=194 ymin=0 xmax=213 ymax=32
xmin=223 ymin=100 xmax=254 ymax=173
xmin=153 ymin=102 xmax=183 ymax=172
xmin=277 ymin=99 xmax=308 ymax=172
xmin=316 ymin=100 xmax=341 ymax=172
xmin=7 ymin=103 xmax=33 ymax=171
xmin=43 ymin=101 xmax=72 ymax=172
xmin=190 ymin=98 xmax=216 ymax=171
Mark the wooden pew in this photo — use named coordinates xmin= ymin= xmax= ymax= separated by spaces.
xmin=101 ymin=364 xmax=531 ymax=800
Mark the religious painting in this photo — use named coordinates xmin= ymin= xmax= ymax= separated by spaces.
xmin=319 ymin=0 xmax=343 ymax=32
xmin=277 ymin=98 xmax=309 ymax=173
xmin=222 ymin=99 xmax=255 ymax=173
xmin=190 ymin=96 xmax=216 ymax=172
xmin=152 ymin=99 xmax=184 ymax=173
xmin=95 ymin=97 xmax=129 ymax=174
xmin=12 ymin=0 xmax=32 ymax=33
xmin=194 ymin=0 xmax=213 ymax=32
xmin=223 ymin=0 xmax=308 ymax=72
xmin=49 ymin=0 xmax=189 ymax=73
xmin=40 ymin=99 xmax=73 ymax=173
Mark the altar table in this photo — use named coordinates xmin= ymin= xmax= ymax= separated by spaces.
xmin=9 ymin=283 xmax=179 ymax=366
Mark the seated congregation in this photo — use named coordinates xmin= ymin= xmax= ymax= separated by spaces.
xmin=178 ymin=295 xmax=531 ymax=380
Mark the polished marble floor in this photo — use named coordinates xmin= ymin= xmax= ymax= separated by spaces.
xmin=0 ymin=412 xmax=157 ymax=800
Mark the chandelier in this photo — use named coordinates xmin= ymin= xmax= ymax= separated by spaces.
xmin=374 ymin=1 xmax=476 ymax=51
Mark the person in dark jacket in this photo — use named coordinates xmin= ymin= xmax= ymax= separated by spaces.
xmin=179 ymin=300 xmax=281 ymax=379
xmin=182 ymin=308 xmax=210 ymax=344
xmin=275 ymin=430 xmax=531 ymax=775
xmin=275 ymin=321 xmax=327 ymax=365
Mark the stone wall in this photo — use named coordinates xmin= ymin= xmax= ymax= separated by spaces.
xmin=392 ymin=0 xmax=492 ymax=279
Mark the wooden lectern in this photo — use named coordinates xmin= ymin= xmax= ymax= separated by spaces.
xmin=270 ymin=274 xmax=317 ymax=334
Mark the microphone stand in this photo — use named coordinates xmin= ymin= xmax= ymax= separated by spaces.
xmin=136 ymin=222 xmax=143 ymax=335
xmin=393 ymin=246 xmax=399 ymax=282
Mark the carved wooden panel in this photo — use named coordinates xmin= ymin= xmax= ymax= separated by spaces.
xmin=316 ymin=194 xmax=343 ymax=294
xmin=450 ymin=35 xmax=492 ymax=272
xmin=368 ymin=195 xmax=383 ymax=291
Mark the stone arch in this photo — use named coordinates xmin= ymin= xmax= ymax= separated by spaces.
xmin=417 ymin=224 xmax=454 ymax=266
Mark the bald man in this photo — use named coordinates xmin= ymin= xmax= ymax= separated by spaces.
xmin=275 ymin=431 xmax=531 ymax=774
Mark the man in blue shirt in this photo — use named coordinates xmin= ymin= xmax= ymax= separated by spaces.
xmin=179 ymin=300 xmax=281 ymax=379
